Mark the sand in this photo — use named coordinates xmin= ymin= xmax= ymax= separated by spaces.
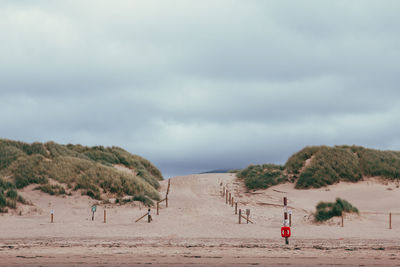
xmin=1 ymin=173 xmax=400 ymax=266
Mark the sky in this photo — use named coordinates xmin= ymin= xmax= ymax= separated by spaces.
xmin=1 ymin=1 xmax=400 ymax=178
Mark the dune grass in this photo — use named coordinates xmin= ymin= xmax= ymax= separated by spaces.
xmin=238 ymin=145 xmax=400 ymax=190
xmin=285 ymin=146 xmax=320 ymax=174
xmin=34 ymin=184 xmax=67 ymax=196
xmin=0 ymin=177 xmax=26 ymax=213
xmin=315 ymin=198 xmax=359 ymax=222
xmin=295 ymin=146 xmax=362 ymax=189
xmin=0 ymin=139 xmax=163 ymax=211
xmin=237 ymin=164 xmax=287 ymax=190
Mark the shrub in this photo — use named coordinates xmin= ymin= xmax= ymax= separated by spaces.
xmin=315 ymin=198 xmax=359 ymax=222
xmin=34 ymin=184 xmax=66 ymax=195
xmin=237 ymin=164 xmax=287 ymax=190
xmin=6 ymin=189 xmax=18 ymax=199
xmin=0 ymin=191 xmax=6 ymax=207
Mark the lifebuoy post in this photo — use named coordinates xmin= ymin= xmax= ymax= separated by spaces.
xmin=282 ymin=197 xmax=290 ymax=245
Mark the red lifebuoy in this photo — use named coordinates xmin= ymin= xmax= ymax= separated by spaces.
xmin=281 ymin=226 xmax=291 ymax=238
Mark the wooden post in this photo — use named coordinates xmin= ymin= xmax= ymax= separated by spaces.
xmin=283 ymin=197 xmax=288 ymax=245
xmin=104 ymin=210 xmax=106 ymax=223
xmin=240 ymin=214 xmax=255 ymax=224
xmin=51 ymin=213 xmax=53 ymax=223
xmin=239 ymin=209 xmax=242 ymax=224
xmin=157 ymin=202 xmax=159 ymax=215
xmin=283 ymin=197 xmax=288 ymax=224
xmin=341 ymin=214 xmax=344 ymax=227
xmin=166 ymin=195 xmax=168 ymax=208
xmin=229 ymin=193 xmax=231 ymax=205
xmin=246 ymin=209 xmax=250 ymax=224
xmin=235 ymin=202 xmax=238 ymax=214
xmin=289 ymin=213 xmax=292 ymax=227
xmin=135 ymin=213 xmax=148 ymax=223
xmin=231 ymin=197 xmax=234 ymax=207
xmin=223 ymin=187 xmax=225 ymax=196
xmin=167 ymin=179 xmax=171 ymax=195
xmin=389 ymin=212 xmax=392 ymax=229
xmin=92 ymin=211 xmax=95 ymax=221
xmin=226 ymin=190 xmax=228 ymax=204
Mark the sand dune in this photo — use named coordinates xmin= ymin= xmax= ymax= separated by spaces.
xmin=1 ymin=173 xmax=400 ymax=266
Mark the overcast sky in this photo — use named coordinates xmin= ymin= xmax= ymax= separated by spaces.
xmin=1 ymin=1 xmax=400 ymax=178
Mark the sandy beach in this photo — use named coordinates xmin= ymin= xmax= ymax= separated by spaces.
xmin=1 ymin=173 xmax=400 ymax=266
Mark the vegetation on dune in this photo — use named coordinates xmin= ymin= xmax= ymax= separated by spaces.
xmin=295 ymin=146 xmax=362 ymax=189
xmin=34 ymin=184 xmax=67 ymax=196
xmin=0 ymin=177 xmax=26 ymax=213
xmin=353 ymin=146 xmax=400 ymax=178
xmin=238 ymin=145 xmax=400 ymax=190
xmin=0 ymin=139 xmax=163 ymax=212
xmin=315 ymin=198 xmax=359 ymax=222
xmin=285 ymin=146 xmax=320 ymax=174
xmin=237 ymin=164 xmax=287 ymax=190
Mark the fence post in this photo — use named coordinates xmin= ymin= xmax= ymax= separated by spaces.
xmin=389 ymin=212 xmax=392 ymax=229
xmin=229 ymin=193 xmax=231 ymax=205
xmin=166 ymin=195 xmax=168 ymax=208
xmin=231 ymin=197 xmax=234 ymax=207
xmin=289 ymin=213 xmax=292 ymax=227
xmin=341 ymin=214 xmax=344 ymax=227
xmin=157 ymin=202 xmax=159 ymax=215
xmin=223 ymin=187 xmax=225 ymax=196
xmin=235 ymin=202 xmax=238 ymax=214
xmin=226 ymin=190 xmax=228 ymax=204
xmin=239 ymin=209 xmax=242 ymax=224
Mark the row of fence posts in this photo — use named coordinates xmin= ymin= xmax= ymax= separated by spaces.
xmin=222 ymin=185 xmax=395 ymax=230
xmin=50 ymin=179 xmax=172 ymax=224
xmin=339 ymin=212 xmax=395 ymax=229
xmin=221 ymin=184 xmax=396 ymax=230
xmin=222 ymin=185 xmax=254 ymax=224
xmin=49 ymin=180 xmax=396 ymax=229
xmin=50 ymin=206 xmax=107 ymax=223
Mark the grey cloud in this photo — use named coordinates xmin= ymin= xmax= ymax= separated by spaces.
xmin=1 ymin=0 xmax=400 ymax=177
